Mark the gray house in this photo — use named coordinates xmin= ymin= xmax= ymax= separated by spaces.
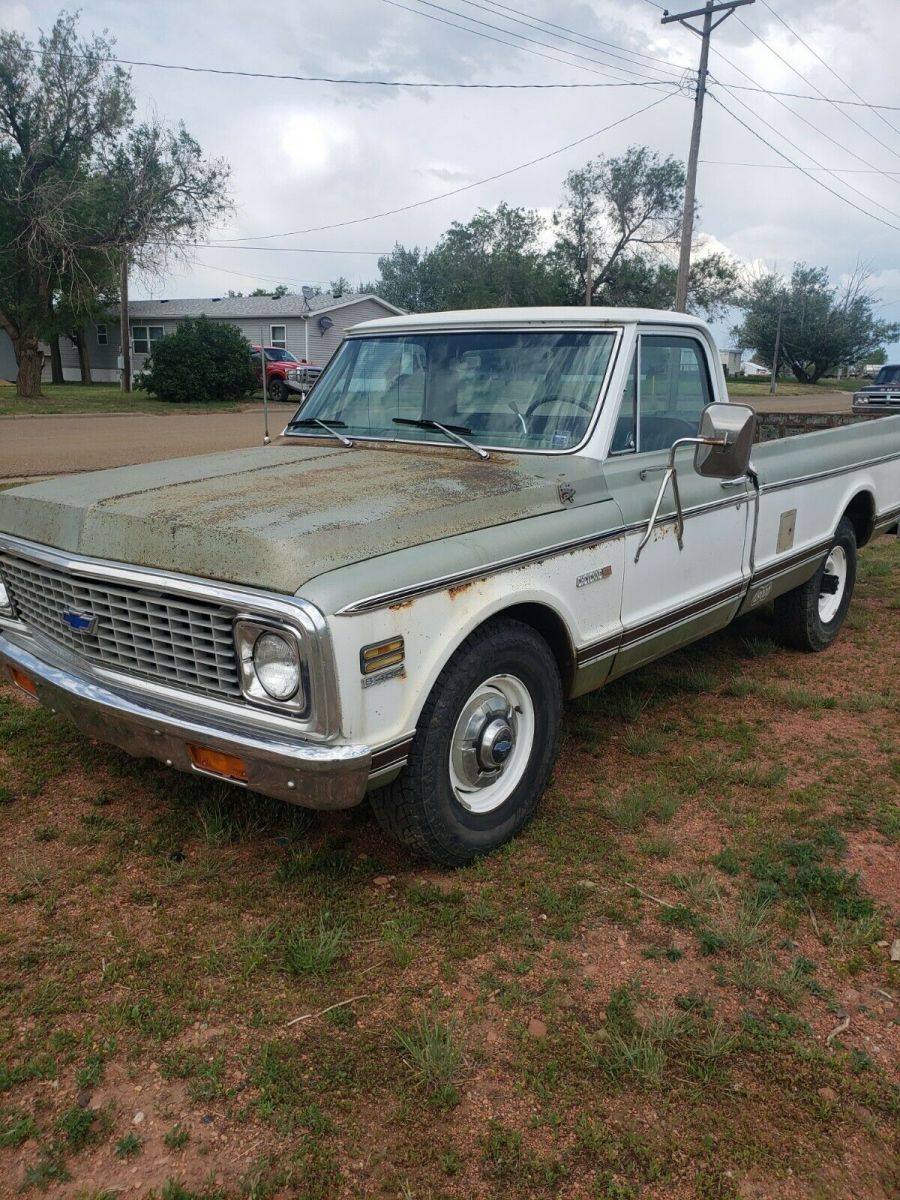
xmin=0 ymin=292 xmax=403 ymax=383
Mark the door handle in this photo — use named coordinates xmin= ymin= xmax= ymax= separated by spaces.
xmin=720 ymin=478 xmax=747 ymax=489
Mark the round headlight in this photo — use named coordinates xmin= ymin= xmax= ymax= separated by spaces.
xmin=253 ymin=631 xmax=300 ymax=700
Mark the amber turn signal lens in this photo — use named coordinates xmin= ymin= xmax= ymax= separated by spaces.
xmin=8 ymin=667 xmax=38 ymax=696
xmin=360 ymin=636 xmax=405 ymax=675
xmin=188 ymin=744 xmax=249 ymax=783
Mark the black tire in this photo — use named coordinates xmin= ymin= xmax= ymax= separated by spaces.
xmin=268 ymin=377 xmax=286 ymax=402
xmin=370 ymin=618 xmax=563 ymax=867
xmin=773 ymin=517 xmax=857 ymax=652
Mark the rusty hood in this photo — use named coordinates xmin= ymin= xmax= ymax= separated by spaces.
xmin=0 ymin=443 xmax=600 ymax=594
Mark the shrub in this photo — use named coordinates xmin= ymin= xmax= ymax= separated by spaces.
xmin=137 ymin=316 xmax=256 ymax=403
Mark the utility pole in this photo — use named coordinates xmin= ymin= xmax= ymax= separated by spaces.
xmin=584 ymin=241 xmax=594 ymax=307
xmin=770 ymin=295 xmax=784 ymax=395
xmin=662 ymin=0 xmax=756 ymax=312
xmin=119 ymin=253 xmax=131 ymax=394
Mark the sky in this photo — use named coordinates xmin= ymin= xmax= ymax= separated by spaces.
xmin=3 ymin=0 xmax=900 ymax=353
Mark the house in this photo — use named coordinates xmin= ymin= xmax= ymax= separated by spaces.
xmin=718 ymin=348 xmax=743 ymax=377
xmin=0 ymin=292 xmax=403 ymax=383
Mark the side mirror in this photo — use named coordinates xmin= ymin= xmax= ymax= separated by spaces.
xmin=634 ymin=402 xmax=757 ymax=564
xmin=693 ymin=402 xmax=756 ymax=480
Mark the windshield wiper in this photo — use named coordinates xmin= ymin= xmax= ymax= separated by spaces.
xmin=288 ymin=417 xmax=353 ymax=447
xmin=393 ymin=417 xmax=489 ymax=460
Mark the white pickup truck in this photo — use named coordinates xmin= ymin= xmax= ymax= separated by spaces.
xmin=1 ymin=308 xmax=898 ymax=865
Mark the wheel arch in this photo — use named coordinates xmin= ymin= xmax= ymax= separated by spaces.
xmin=841 ymin=489 xmax=876 ymax=548
xmin=492 ymin=601 xmax=578 ymax=696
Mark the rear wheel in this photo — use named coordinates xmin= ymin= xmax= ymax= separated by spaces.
xmin=370 ymin=619 xmax=562 ymax=866
xmin=268 ymin=377 xmax=286 ymax=402
xmin=773 ymin=517 xmax=857 ymax=652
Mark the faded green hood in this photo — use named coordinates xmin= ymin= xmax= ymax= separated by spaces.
xmin=0 ymin=443 xmax=605 ymax=594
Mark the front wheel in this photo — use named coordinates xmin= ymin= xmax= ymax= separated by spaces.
xmin=370 ymin=619 xmax=562 ymax=866
xmin=267 ymin=377 xmax=286 ymax=402
xmin=773 ymin=517 xmax=857 ymax=652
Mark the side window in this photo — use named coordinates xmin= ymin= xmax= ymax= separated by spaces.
xmin=637 ymin=335 xmax=711 ymax=453
xmin=610 ymin=350 xmax=637 ymax=453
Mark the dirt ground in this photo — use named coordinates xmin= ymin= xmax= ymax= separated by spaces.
xmin=0 ymin=537 xmax=897 ymax=1199
xmin=0 ymin=406 xmax=296 ymax=479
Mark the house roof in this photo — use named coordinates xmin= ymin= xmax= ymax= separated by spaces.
xmin=126 ymin=293 xmax=402 ymax=321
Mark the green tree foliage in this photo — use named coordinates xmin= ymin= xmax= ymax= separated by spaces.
xmin=376 ymin=204 xmax=566 ymax=312
xmin=136 ymin=317 xmax=256 ymax=403
xmin=0 ymin=11 xmax=229 ymax=398
xmin=734 ymin=264 xmax=899 ymax=384
xmin=372 ymin=149 xmax=736 ymax=319
xmin=552 ymin=145 xmax=685 ymax=303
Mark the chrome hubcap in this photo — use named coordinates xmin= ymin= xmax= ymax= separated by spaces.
xmin=819 ymin=545 xmax=847 ymax=623
xmin=448 ymin=674 xmax=535 ymax=814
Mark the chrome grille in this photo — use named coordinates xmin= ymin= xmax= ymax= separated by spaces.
xmin=0 ymin=553 xmax=241 ymax=699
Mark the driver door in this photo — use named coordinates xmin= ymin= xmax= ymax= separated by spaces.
xmin=603 ymin=330 xmax=752 ymax=679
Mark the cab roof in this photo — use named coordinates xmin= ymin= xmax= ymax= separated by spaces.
xmin=348 ymin=306 xmax=711 ymax=336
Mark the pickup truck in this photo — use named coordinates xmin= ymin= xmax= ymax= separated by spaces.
xmin=853 ymin=363 xmax=900 ymax=412
xmin=250 ymin=345 xmax=321 ymax=402
xmin=1 ymin=308 xmax=898 ymax=866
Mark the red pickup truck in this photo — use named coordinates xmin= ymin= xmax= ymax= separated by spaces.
xmin=250 ymin=346 xmax=322 ymax=402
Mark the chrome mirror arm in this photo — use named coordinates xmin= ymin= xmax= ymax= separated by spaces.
xmin=634 ymin=435 xmax=729 ymax=563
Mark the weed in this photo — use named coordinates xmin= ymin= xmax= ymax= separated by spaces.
xmin=604 ymin=783 xmax=680 ymax=832
xmin=164 ymin=1123 xmax=189 ymax=1150
xmin=57 ymin=1104 xmax=96 ymax=1149
xmin=0 ymin=1105 xmax=37 ymax=1148
xmin=282 ymin=914 xmax=348 ymax=977
xmin=115 ymin=1131 xmax=142 ymax=1158
xmin=395 ymin=1014 xmax=465 ymax=1106
xmin=536 ymin=884 xmax=587 ymax=939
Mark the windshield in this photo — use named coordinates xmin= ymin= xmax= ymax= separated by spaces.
xmin=873 ymin=365 xmax=900 ymax=385
xmin=286 ymin=330 xmax=616 ymax=452
xmin=265 ymin=348 xmax=298 ymax=363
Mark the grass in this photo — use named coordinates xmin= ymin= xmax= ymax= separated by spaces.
xmin=0 ymin=381 xmax=288 ymax=416
xmin=727 ymin=376 xmax=863 ymax=395
xmin=0 ymin=534 xmax=896 ymax=1197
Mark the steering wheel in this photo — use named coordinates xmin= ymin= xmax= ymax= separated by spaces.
xmin=524 ymin=395 xmax=594 ymax=419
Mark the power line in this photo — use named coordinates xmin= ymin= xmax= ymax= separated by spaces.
xmin=701 ymin=159 xmax=900 ymax=175
xmin=758 ymin=0 xmax=900 ymax=140
xmin=714 ymin=80 xmax=900 ymax=223
xmin=186 ymin=244 xmax=388 ymax=255
xmin=707 ymin=44 xmax=900 ymax=192
xmin=472 ymin=0 xmax=691 ymax=72
xmin=450 ymin=0 xmax=687 ymax=79
xmin=21 ymin=41 xmax=900 ymax=106
xmin=734 ymin=8 xmax=900 ymax=164
xmin=381 ymin=0 xmax=678 ymax=86
xmin=408 ymin=0 xmax=682 ymax=82
xmin=709 ymin=91 xmax=900 ymax=233
xmin=213 ymin=89 xmax=678 ymax=243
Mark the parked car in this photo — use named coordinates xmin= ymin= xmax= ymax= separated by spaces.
xmin=853 ymin=364 xmax=900 ymax=412
xmin=250 ymin=345 xmax=322 ymax=402
xmin=2 ymin=308 xmax=898 ymax=865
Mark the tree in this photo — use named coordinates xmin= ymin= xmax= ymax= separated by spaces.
xmin=552 ymin=146 xmax=685 ymax=305
xmin=734 ymin=264 xmax=899 ymax=384
xmin=375 ymin=204 xmax=566 ymax=313
xmin=136 ymin=316 xmax=255 ymax=403
xmin=0 ymin=11 xmax=230 ymax=398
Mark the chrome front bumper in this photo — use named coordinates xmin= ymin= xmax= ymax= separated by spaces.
xmin=0 ymin=631 xmax=372 ymax=810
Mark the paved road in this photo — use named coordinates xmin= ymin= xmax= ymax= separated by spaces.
xmin=0 ymin=405 xmax=296 ymax=479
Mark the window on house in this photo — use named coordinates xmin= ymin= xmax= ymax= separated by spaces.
xmin=270 ymin=325 xmax=287 ymax=349
xmin=132 ymin=325 xmax=164 ymax=356
xmin=96 ymin=324 xmax=108 ymax=346
xmin=610 ymin=335 xmax=712 ymax=455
